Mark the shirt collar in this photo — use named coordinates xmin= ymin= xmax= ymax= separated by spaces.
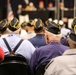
xmin=8 ymin=34 xmax=20 ymax=37
xmin=27 ymin=32 xmax=35 ymax=34
xmin=49 ymin=41 xmax=60 ymax=44
xmin=63 ymin=49 xmax=76 ymax=55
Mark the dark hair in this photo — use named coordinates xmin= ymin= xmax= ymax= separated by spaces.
xmin=21 ymin=22 xmax=27 ymax=28
xmin=0 ymin=27 xmax=7 ymax=34
xmin=27 ymin=23 xmax=34 ymax=27
xmin=34 ymin=26 xmax=44 ymax=33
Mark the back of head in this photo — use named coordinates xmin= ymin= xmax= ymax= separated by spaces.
xmin=0 ymin=19 xmax=8 ymax=34
xmin=68 ymin=18 xmax=76 ymax=48
xmin=21 ymin=21 xmax=27 ymax=28
xmin=24 ymin=20 xmax=35 ymax=32
xmin=27 ymin=20 xmax=35 ymax=27
xmin=34 ymin=19 xmax=44 ymax=33
xmin=46 ymin=21 xmax=60 ymax=34
xmin=71 ymin=17 xmax=76 ymax=34
xmin=8 ymin=17 xmax=21 ymax=33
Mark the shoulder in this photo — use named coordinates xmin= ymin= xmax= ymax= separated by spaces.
xmin=52 ymin=55 xmax=69 ymax=64
xmin=20 ymin=39 xmax=35 ymax=47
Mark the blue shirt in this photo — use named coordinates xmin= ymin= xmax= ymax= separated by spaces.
xmin=29 ymin=34 xmax=46 ymax=48
xmin=29 ymin=42 xmax=69 ymax=74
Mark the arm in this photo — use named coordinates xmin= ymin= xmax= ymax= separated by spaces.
xmin=0 ymin=47 xmax=4 ymax=62
xmin=44 ymin=58 xmax=58 ymax=75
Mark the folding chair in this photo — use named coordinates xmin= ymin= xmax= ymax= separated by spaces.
xmin=35 ymin=62 xmax=49 ymax=75
xmin=0 ymin=54 xmax=30 ymax=75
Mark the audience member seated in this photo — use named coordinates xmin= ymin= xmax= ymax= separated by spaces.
xmin=59 ymin=20 xmax=70 ymax=46
xmin=25 ymin=2 xmax=37 ymax=11
xmin=0 ymin=19 xmax=8 ymax=38
xmin=20 ymin=21 xmax=27 ymax=38
xmin=0 ymin=17 xmax=35 ymax=62
xmin=47 ymin=2 xmax=55 ymax=11
xmin=29 ymin=21 xmax=69 ymax=75
xmin=59 ymin=20 xmax=71 ymax=38
xmin=29 ymin=19 xmax=46 ymax=48
xmin=38 ymin=1 xmax=46 ymax=11
xmin=71 ymin=17 xmax=76 ymax=34
xmin=17 ymin=4 xmax=22 ymax=15
xmin=21 ymin=20 xmax=36 ymax=39
xmin=59 ymin=2 xmax=69 ymax=11
xmin=44 ymin=18 xmax=76 ymax=75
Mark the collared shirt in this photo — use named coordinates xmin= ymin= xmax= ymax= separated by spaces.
xmin=21 ymin=32 xmax=36 ymax=40
xmin=29 ymin=42 xmax=69 ymax=74
xmin=44 ymin=49 xmax=76 ymax=75
xmin=29 ymin=34 xmax=46 ymax=48
xmin=0 ymin=34 xmax=35 ymax=62
xmin=61 ymin=27 xmax=70 ymax=37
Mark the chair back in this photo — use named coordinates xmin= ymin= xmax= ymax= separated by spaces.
xmin=35 ymin=62 xmax=49 ymax=75
xmin=0 ymin=54 xmax=30 ymax=75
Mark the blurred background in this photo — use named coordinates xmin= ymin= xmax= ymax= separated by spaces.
xmin=0 ymin=0 xmax=75 ymax=28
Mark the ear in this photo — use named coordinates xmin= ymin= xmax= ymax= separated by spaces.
xmin=19 ymin=28 xmax=21 ymax=34
xmin=44 ymin=33 xmax=49 ymax=44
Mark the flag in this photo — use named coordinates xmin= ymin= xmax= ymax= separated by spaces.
xmin=7 ymin=0 xmax=14 ymax=21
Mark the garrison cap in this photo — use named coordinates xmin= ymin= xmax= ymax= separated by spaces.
xmin=8 ymin=17 xmax=20 ymax=31
xmin=46 ymin=21 xmax=60 ymax=34
xmin=34 ymin=19 xmax=44 ymax=29
xmin=0 ymin=19 xmax=8 ymax=32
xmin=27 ymin=20 xmax=35 ymax=27
xmin=71 ymin=17 xmax=76 ymax=34
xmin=69 ymin=17 xmax=76 ymax=42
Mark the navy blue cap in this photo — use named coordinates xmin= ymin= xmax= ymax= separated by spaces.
xmin=46 ymin=21 xmax=60 ymax=34
xmin=34 ymin=19 xmax=44 ymax=29
xmin=8 ymin=17 xmax=20 ymax=31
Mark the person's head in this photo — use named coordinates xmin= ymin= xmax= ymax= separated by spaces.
xmin=0 ymin=19 xmax=8 ymax=35
xmin=25 ymin=20 xmax=35 ymax=32
xmin=48 ymin=2 xmax=53 ymax=8
xmin=39 ymin=1 xmax=44 ymax=9
xmin=7 ymin=17 xmax=21 ymax=34
xmin=71 ymin=17 xmax=76 ymax=34
xmin=18 ymin=4 xmax=22 ymax=9
xmin=45 ymin=18 xmax=52 ymax=27
xmin=21 ymin=21 xmax=27 ymax=29
xmin=29 ymin=2 xmax=34 ymax=7
xmin=68 ymin=33 xmax=76 ymax=49
xmin=58 ymin=20 xmax=64 ymax=29
xmin=67 ymin=17 xmax=76 ymax=48
xmin=45 ymin=21 xmax=61 ymax=44
xmin=34 ymin=19 xmax=45 ymax=34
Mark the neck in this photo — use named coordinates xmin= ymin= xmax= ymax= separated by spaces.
xmin=36 ymin=31 xmax=44 ymax=34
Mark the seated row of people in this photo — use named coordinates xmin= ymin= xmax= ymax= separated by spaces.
xmin=44 ymin=17 xmax=76 ymax=75
xmin=0 ymin=18 xmax=35 ymax=63
xmin=0 ymin=17 xmax=74 ymax=75
xmin=29 ymin=20 xmax=69 ymax=74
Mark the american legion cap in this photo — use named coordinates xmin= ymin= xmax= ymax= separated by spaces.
xmin=0 ymin=19 xmax=8 ymax=32
xmin=34 ymin=18 xmax=44 ymax=29
xmin=69 ymin=17 xmax=76 ymax=42
xmin=8 ymin=17 xmax=20 ymax=31
xmin=27 ymin=20 xmax=35 ymax=27
xmin=46 ymin=21 xmax=60 ymax=34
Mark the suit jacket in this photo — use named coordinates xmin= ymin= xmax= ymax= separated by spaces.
xmin=44 ymin=49 xmax=76 ymax=75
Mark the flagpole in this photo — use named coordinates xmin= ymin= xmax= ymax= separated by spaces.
xmin=61 ymin=0 xmax=64 ymax=20
xmin=55 ymin=0 xmax=60 ymax=21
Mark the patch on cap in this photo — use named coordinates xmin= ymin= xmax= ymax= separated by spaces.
xmin=46 ymin=21 xmax=60 ymax=34
xmin=8 ymin=17 xmax=20 ymax=31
